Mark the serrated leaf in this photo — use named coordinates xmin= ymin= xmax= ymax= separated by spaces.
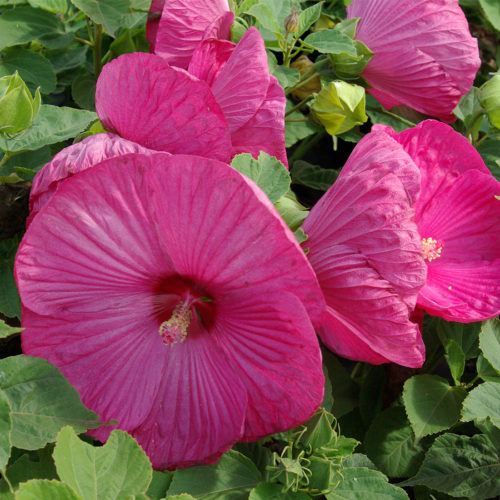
xmin=0 ymin=355 xmax=99 ymax=450
xmin=248 ymin=3 xmax=281 ymax=33
xmin=54 ymin=426 xmax=152 ymax=500
xmin=479 ymin=0 xmax=500 ymax=31
xmin=70 ymin=0 xmax=131 ymax=36
xmin=0 ymin=237 xmax=20 ymax=319
xmin=365 ymin=405 xmax=425 ymax=478
xmin=327 ymin=466 xmax=409 ymax=500
xmin=249 ymin=483 xmax=309 ymax=499
xmin=303 ymin=29 xmax=356 ymax=55
xmin=291 ymin=160 xmax=337 ymax=191
xmin=402 ymin=433 xmax=500 ymax=499
xmin=0 ymin=7 xmax=71 ymax=50
xmin=231 ymin=152 xmax=290 ymax=203
xmin=15 ymin=479 xmax=80 ymax=500
xmin=0 ymin=319 xmax=22 ymax=339
xmin=479 ymin=319 xmax=500 ymax=373
xmin=444 ymin=339 xmax=465 ymax=385
xmin=437 ymin=319 xmax=481 ymax=360
xmin=0 ymin=390 xmax=11 ymax=472
xmin=297 ymin=2 xmax=323 ymax=37
xmin=27 ymin=0 xmax=69 ymax=14
xmin=0 ymin=105 xmax=97 ymax=153
xmin=462 ymin=381 xmax=500 ymax=428
xmin=167 ymin=450 xmax=262 ymax=499
xmin=403 ymin=375 xmax=467 ymax=441
xmin=0 ymin=48 xmax=56 ymax=95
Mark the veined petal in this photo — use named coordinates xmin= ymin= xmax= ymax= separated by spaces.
xmin=188 ymin=38 xmax=235 ymax=87
xmin=96 ymin=53 xmax=232 ymax=162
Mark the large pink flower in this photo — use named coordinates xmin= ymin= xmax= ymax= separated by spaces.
xmin=347 ymin=0 xmax=480 ymax=122
xmin=96 ymin=28 xmax=287 ymax=166
xmin=15 ymin=153 xmax=324 ymax=470
xmin=375 ymin=120 xmax=500 ymax=322
xmin=146 ymin=0 xmax=233 ymax=69
xmin=302 ymin=131 xmax=427 ymax=367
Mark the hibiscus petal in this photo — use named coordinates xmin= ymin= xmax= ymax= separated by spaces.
xmin=149 ymin=0 xmax=231 ymax=68
xmin=145 ymin=155 xmax=324 ymax=327
xmin=210 ymin=27 xmax=270 ymax=133
xmin=348 ymin=0 xmax=480 ymax=120
xmin=29 ymin=133 xmax=152 ymax=222
xmin=230 ymin=76 xmax=288 ymax=166
xmin=188 ymin=38 xmax=235 ymax=87
xmin=96 ymin=53 xmax=232 ymax=162
xmin=215 ymin=291 xmax=323 ymax=440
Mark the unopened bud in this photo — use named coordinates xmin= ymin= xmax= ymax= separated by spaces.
xmin=290 ymin=55 xmax=321 ymax=101
xmin=311 ymin=81 xmax=367 ymax=136
xmin=284 ymin=6 xmax=299 ymax=34
xmin=0 ymin=72 xmax=41 ymax=136
xmin=480 ymin=74 xmax=500 ymax=129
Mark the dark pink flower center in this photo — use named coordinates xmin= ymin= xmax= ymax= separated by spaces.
xmin=153 ymin=276 xmax=215 ymax=347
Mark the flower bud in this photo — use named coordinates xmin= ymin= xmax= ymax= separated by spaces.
xmin=480 ymin=75 xmax=500 ymax=129
xmin=0 ymin=72 xmax=41 ymax=136
xmin=290 ymin=55 xmax=321 ymax=101
xmin=311 ymin=81 xmax=367 ymax=136
xmin=284 ymin=6 xmax=299 ymax=34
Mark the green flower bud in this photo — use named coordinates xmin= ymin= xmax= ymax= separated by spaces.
xmin=0 ymin=72 xmax=41 ymax=136
xmin=284 ymin=6 xmax=299 ymax=34
xmin=311 ymin=81 xmax=367 ymax=136
xmin=480 ymin=75 xmax=500 ymax=129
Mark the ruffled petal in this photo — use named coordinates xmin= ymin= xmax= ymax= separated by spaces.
xmin=188 ymin=38 xmax=235 ymax=87
xmin=215 ymin=291 xmax=323 ymax=440
xmin=149 ymin=0 xmax=231 ymax=68
xmin=96 ymin=53 xmax=232 ymax=162
xmin=230 ymin=76 xmax=288 ymax=166
xmin=29 ymin=133 xmax=152 ymax=221
xmin=348 ymin=0 xmax=480 ymax=120
xmin=145 ymin=155 xmax=324 ymax=327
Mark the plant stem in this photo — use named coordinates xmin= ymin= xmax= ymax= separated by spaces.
xmin=93 ymin=23 xmax=104 ymax=77
xmin=74 ymin=36 xmax=94 ymax=46
xmin=465 ymin=108 xmax=486 ymax=139
xmin=285 ymin=96 xmax=313 ymax=117
xmin=366 ymin=106 xmax=416 ymax=127
xmin=0 ymin=153 xmax=10 ymax=169
xmin=288 ymin=131 xmax=326 ymax=164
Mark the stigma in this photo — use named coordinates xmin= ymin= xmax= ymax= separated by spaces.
xmin=421 ymin=237 xmax=443 ymax=262
xmin=159 ymin=302 xmax=192 ymax=347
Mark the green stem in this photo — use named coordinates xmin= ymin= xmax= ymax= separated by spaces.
xmin=0 ymin=153 xmax=10 ymax=169
xmin=74 ymin=36 xmax=94 ymax=47
xmin=350 ymin=362 xmax=362 ymax=381
xmin=86 ymin=16 xmax=94 ymax=43
xmin=285 ymin=59 xmax=329 ymax=96
xmin=285 ymin=96 xmax=313 ymax=117
xmin=289 ymin=131 xmax=326 ymax=164
xmin=465 ymin=108 xmax=486 ymax=139
xmin=474 ymin=133 xmax=489 ymax=148
xmin=1 ymin=469 xmax=13 ymax=494
xmin=286 ymin=72 xmax=320 ymax=97
xmin=93 ymin=23 xmax=104 ymax=77
xmin=465 ymin=375 xmax=481 ymax=389
xmin=366 ymin=106 xmax=416 ymax=128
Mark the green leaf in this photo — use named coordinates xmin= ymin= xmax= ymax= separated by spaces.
xmin=15 ymin=479 xmax=80 ymax=500
xmin=231 ymin=152 xmax=290 ymax=203
xmin=303 ymin=29 xmax=356 ymax=55
xmin=0 ymin=237 xmax=20 ymax=319
xmin=477 ymin=138 xmax=500 ymax=181
xmin=0 ymin=7 xmax=71 ymax=50
xmin=402 ymin=375 xmax=467 ymax=441
xmin=327 ymin=466 xmax=409 ymax=500
xmin=297 ymin=2 xmax=323 ymax=37
xmin=453 ymin=87 xmax=482 ymax=124
xmin=267 ymin=53 xmax=300 ymax=89
xmin=0 ymin=48 xmax=56 ymax=95
xmin=479 ymin=319 xmax=500 ymax=372
xmin=27 ymin=0 xmax=69 ymax=14
xmin=168 ymin=450 xmax=261 ymax=499
xmin=291 ymin=160 xmax=337 ymax=191
xmin=54 ymin=426 xmax=152 ymax=500
xmin=477 ymin=354 xmax=500 ymax=382
xmin=0 ymin=105 xmax=97 ymax=153
xmin=273 ymin=194 xmax=308 ymax=233
xmin=0 ymin=355 xmax=99 ymax=450
xmin=444 ymin=339 xmax=465 ymax=385
xmin=146 ymin=470 xmax=173 ymax=500
xmin=0 ymin=319 xmax=22 ymax=339
xmin=71 ymin=73 xmax=96 ymax=111
xmin=402 ymin=433 xmax=500 ymax=499
xmin=70 ymin=0 xmax=131 ymax=36
xmin=165 ymin=496 xmax=196 ymax=500
xmin=462 ymin=381 xmax=500 ymax=428
xmin=365 ymin=405 xmax=425 ymax=478
xmin=248 ymin=3 xmax=282 ymax=33
xmin=437 ymin=319 xmax=480 ymax=360
xmin=47 ymin=46 xmax=88 ymax=74
xmin=479 ymin=0 xmax=500 ymax=30
xmin=285 ymin=105 xmax=322 ymax=148
xmin=249 ymin=483 xmax=309 ymax=499
xmin=0 ymin=390 xmax=11 ymax=472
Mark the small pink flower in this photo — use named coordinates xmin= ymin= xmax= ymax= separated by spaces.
xmin=375 ymin=120 xmax=500 ymax=322
xmin=16 ymin=153 xmax=324 ymax=470
xmin=146 ymin=0 xmax=233 ymax=69
xmin=347 ymin=0 xmax=480 ymax=122
xmin=302 ymin=131 xmax=427 ymax=367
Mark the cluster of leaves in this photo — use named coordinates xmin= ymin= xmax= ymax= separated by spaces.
xmin=0 ymin=0 xmax=500 ymax=499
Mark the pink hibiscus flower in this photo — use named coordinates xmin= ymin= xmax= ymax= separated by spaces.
xmin=96 ymin=27 xmax=287 ymax=166
xmin=302 ymin=131 xmax=427 ymax=367
xmin=15 ymin=153 xmax=324 ymax=470
xmin=375 ymin=120 xmax=500 ymax=322
xmin=146 ymin=0 xmax=233 ymax=69
xmin=347 ymin=0 xmax=480 ymax=122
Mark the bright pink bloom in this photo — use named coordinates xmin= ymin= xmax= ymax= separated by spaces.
xmin=347 ymin=0 xmax=480 ymax=122
xmin=303 ymin=131 xmax=427 ymax=367
xmin=146 ymin=0 xmax=233 ymax=69
xmin=16 ymin=153 xmax=324 ymax=470
xmin=29 ymin=133 xmax=152 ymax=223
xmin=376 ymin=120 xmax=500 ymax=322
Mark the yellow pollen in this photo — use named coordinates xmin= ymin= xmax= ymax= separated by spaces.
xmin=159 ymin=303 xmax=192 ymax=347
xmin=421 ymin=237 xmax=443 ymax=262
